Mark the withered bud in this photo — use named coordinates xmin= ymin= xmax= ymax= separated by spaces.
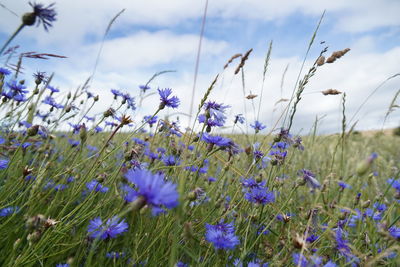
xmin=322 ymin=89 xmax=342 ymax=96
xmin=67 ymin=92 xmax=72 ymax=99
xmin=43 ymin=218 xmax=59 ymax=228
xmin=27 ymin=125 xmax=40 ymax=136
xmin=23 ymin=166 xmax=33 ymax=177
xmin=79 ymin=124 xmax=87 ymax=143
xmin=246 ymin=94 xmax=258 ymax=99
xmin=27 ymin=231 xmax=42 ymax=244
xmin=361 ymin=200 xmax=371 ymax=208
xmin=292 ymin=233 xmax=307 ymax=249
xmin=103 ymin=108 xmax=115 ymax=118
xmin=26 ymin=214 xmax=47 ymax=231
xmin=94 ymin=95 xmax=99 ymax=102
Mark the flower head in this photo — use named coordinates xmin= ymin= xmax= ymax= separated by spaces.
xmin=250 ymin=121 xmax=266 ymax=133
xmin=198 ymin=101 xmax=230 ymax=128
xmin=123 ymin=168 xmax=179 ymax=215
xmin=158 ymin=88 xmax=180 ymax=109
xmin=0 ymin=67 xmax=11 ymax=76
xmin=299 ymin=169 xmax=320 ymax=189
xmin=205 ymin=221 xmax=239 ymax=250
xmin=24 ymin=2 xmax=57 ymax=31
xmin=245 ymin=187 xmax=275 ymax=205
xmin=87 ymin=216 xmax=128 ymax=240
xmin=0 ymin=159 xmax=9 ymax=170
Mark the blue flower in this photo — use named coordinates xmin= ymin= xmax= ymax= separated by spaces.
xmin=388 ymin=226 xmax=400 ymax=239
xmin=143 ymin=115 xmax=158 ymax=127
xmin=87 ymin=216 xmax=128 ymax=240
xmin=198 ymin=101 xmax=229 ymax=128
xmin=241 ymin=178 xmax=266 ymax=190
xmin=234 ymin=114 xmax=245 ymax=124
xmin=106 ymin=251 xmax=126 ymax=259
xmin=201 ymin=133 xmax=232 ymax=148
xmin=86 ymin=180 xmax=109 ymax=193
xmin=0 ymin=206 xmax=19 ymax=217
xmin=250 ymin=121 xmax=266 ymax=133
xmin=27 ymin=2 xmax=57 ymax=31
xmin=123 ymin=168 xmax=179 ymax=215
xmin=387 ymin=178 xmax=400 ymax=192
xmin=42 ymin=96 xmax=64 ymax=109
xmin=205 ymin=220 xmax=235 ymax=234
xmin=139 ymin=84 xmax=151 ymax=92
xmin=162 ymin=155 xmax=180 ymax=166
xmin=0 ymin=67 xmax=11 ymax=76
xmin=0 ymin=159 xmax=9 ymax=170
xmin=205 ymin=223 xmax=239 ymax=250
xmin=292 ymin=253 xmax=308 ymax=267
xmin=299 ymin=169 xmax=320 ymax=189
xmin=55 ymin=264 xmax=69 ymax=267
xmin=47 ymin=85 xmax=59 ymax=93
xmin=244 ymin=187 xmax=275 ymax=205
xmin=158 ymin=88 xmax=180 ymax=109
xmin=338 ymin=181 xmax=351 ymax=189
xmin=111 ymin=89 xmax=123 ymax=98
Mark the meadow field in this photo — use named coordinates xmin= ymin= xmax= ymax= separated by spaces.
xmin=1 ymin=2 xmax=400 ymax=267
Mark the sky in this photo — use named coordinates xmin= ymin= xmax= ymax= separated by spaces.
xmin=0 ymin=0 xmax=400 ymax=135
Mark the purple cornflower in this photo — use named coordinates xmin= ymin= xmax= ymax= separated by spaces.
xmin=26 ymin=2 xmax=57 ymax=31
xmin=111 ymin=89 xmax=123 ymax=98
xmin=292 ymin=253 xmax=308 ymax=267
xmin=245 ymin=187 xmax=275 ymax=205
xmin=388 ymin=226 xmax=400 ymax=239
xmin=55 ymin=264 xmax=69 ymax=267
xmin=0 ymin=159 xmax=9 ymax=170
xmin=250 ymin=120 xmax=266 ymax=133
xmin=198 ymin=101 xmax=229 ymax=129
xmin=106 ymin=251 xmax=126 ymax=259
xmin=42 ymin=96 xmax=63 ymax=109
xmin=0 ymin=206 xmax=19 ymax=217
xmin=33 ymin=71 xmax=46 ymax=83
xmin=162 ymin=155 xmax=180 ymax=166
xmin=139 ymin=84 xmax=151 ymax=92
xmin=158 ymin=88 xmax=180 ymax=109
xmin=205 ymin=221 xmax=239 ymax=250
xmin=201 ymin=133 xmax=232 ymax=148
xmin=123 ymin=168 xmax=179 ymax=215
xmin=86 ymin=180 xmax=109 ymax=193
xmin=143 ymin=115 xmax=158 ymax=127
xmin=176 ymin=261 xmax=188 ymax=267
xmin=335 ymin=229 xmax=359 ymax=264
xmin=387 ymin=178 xmax=400 ymax=192
xmin=299 ymin=169 xmax=320 ymax=189
xmin=47 ymin=85 xmax=59 ymax=93
xmin=234 ymin=114 xmax=245 ymax=124
xmin=338 ymin=181 xmax=351 ymax=190
xmin=87 ymin=216 xmax=128 ymax=240
xmin=0 ymin=67 xmax=11 ymax=76
xmin=121 ymin=93 xmax=136 ymax=110
xmin=241 ymin=178 xmax=266 ymax=190
xmin=205 ymin=220 xmax=235 ymax=234
xmin=3 ymin=80 xmax=29 ymax=101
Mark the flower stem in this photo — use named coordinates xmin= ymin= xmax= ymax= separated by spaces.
xmin=0 ymin=24 xmax=25 ymax=56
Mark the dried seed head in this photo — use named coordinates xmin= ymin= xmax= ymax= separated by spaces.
xmin=246 ymin=94 xmax=258 ymax=99
xmin=293 ymin=233 xmax=307 ymax=249
xmin=322 ymin=89 xmax=342 ymax=96
xmin=316 ymin=56 xmax=325 ymax=66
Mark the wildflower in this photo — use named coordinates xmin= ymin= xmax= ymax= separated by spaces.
xmin=55 ymin=264 xmax=69 ymax=267
xmin=23 ymin=2 xmax=57 ymax=31
xmin=356 ymin=152 xmax=378 ymax=176
xmin=33 ymin=71 xmax=46 ymax=84
xmin=87 ymin=216 xmax=128 ymax=240
xmin=123 ymin=168 xmax=179 ymax=215
xmin=176 ymin=261 xmax=188 ymax=267
xmin=298 ymin=169 xmax=320 ymax=189
xmin=42 ymin=96 xmax=63 ymax=109
xmin=198 ymin=101 xmax=229 ymax=129
xmin=338 ymin=181 xmax=351 ymax=190
xmin=143 ymin=115 xmax=158 ymax=127
xmin=162 ymin=155 xmax=180 ymax=166
xmin=241 ymin=178 xmax=266 ymax=190
xmin=106 ymin=251 xmax=126 ymax=259
xmin=47 ymin=85 xmax=59 ymax=94
xmin=205 ymin=220 xmax=235 ymax=234
xmin=234 ymin=114 xmax=245 ymax=124
xmin=245 ymin=187 xmax=275 ymax=205
xmin=292 ymin=253 xmax=308 ymax=267
xmin=139 ymin=84 xmax=151 ymax=92
xmin=0 ymin=206 xmax=19 ymax=217
xmin=111 ymin=89 xmax=123 ymax=98
xmin=0 ymin=67 xmax=11 ymax=76
xmin=0 ymin=159 xmax=9 ymax=170
xmin=86 ymin=180 xmax=109 ymax=193
xmin=158 ymin=88 xmax=180 ymax=109
xmin=388 ymin=226 xmax=400 ymax=239
xmin=205 ymin=222 xmax=240 ymax=250
xmin=387 ymin=178 xmax=400 ymax=192
xmin=201 ymin=133 xmax=232 ymax=148
xmin=3 ymin=80 xmax=29 ymax=101
xmin=250 ymin=120 xmax=266 ymax=133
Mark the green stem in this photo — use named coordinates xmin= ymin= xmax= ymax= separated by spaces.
xmin=0 ymin=24 xmax=25 ymax=56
